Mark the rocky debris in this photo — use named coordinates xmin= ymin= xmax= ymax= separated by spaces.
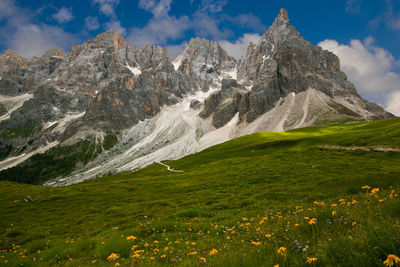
xmin=0 ymin=9 xmax=395 ymax=184
xmin=190 ymin=100 xmax=201 ymax=109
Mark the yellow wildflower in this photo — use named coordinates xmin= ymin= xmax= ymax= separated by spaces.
xmin=107 ymin=253 xmax=119 ymax=261
xmin=306 ymin=257 xmax=318 ymax=264
xmin=384 ymin=254 xmax=400 ymax=267
xmin=209 ymin=249 xmax=218 ymax=256
xmin=308 ymin=218 xmax=317 ymax=225
xmin=251 ymin=241 xmax=262 ymax=246
xmin=277 ymin=247 xmax=287 ymax=256
xmin=371 ymin=188 xmax=380 ymax=194
xmin=313 ymin=201 xmax=325 ymax=206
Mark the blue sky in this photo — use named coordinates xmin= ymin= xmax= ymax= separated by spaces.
xmin=0 ymin=0 xmax=399 ymax=114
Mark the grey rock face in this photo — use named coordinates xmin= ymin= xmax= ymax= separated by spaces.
xmin=235 ymin=8 xmax=393 ymax=123
xmin=200 ymin=79 xmax=248 ymax=128
xmin=173 ymin=38 xmax=237 ymax=88
xmin=0 ymin=9 xmax=395 ymax=184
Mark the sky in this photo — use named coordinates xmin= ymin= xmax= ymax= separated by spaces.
xmin=0 ymin=0 xmax=399 ymax=115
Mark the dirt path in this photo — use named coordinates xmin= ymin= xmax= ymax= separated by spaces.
xmin=318 ymin=145 xmax=400 ymax=152
xmin=156 ymin=161 xmax=184 ymax=173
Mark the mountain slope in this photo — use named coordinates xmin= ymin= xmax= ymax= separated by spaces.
xmin=1 ymin=117 xmax=400 ymax=266
xmin=0 ymin=9 xmax=394 ymax=185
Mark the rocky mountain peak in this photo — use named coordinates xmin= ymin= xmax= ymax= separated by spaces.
xmin=274 ymin=8 xmax=289 ymax=26
xmin=173 ymin=37 xmax=236 ymax=82
xmin=85 ymin=30 xmax=127 ymax=51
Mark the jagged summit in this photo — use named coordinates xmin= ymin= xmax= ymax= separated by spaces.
xmin=0 ymin=9 xmax=394 ymax=186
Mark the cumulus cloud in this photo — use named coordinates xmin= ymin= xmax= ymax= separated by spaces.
xmin=139 ymin=0 xmax=172 ymax=18
xmin=92 ymin=0 xmax=119 ymax=17
xmin=0 ymin=0 xmax=17 ymax=20
xmin=387 ymin=91 xmax=400 ymax=115
xmin=200 ymin=0 xmax=227 ymax=14
xmin=127 ymin=15 xmax=190 ymax=47
xmin=52 ymin=7 xmax=74 ymax=23
xmin=129 ymin=0 xmax=263 ymax=48
xmin=85 ymin=16 xmax=100 ymax=30
xmin=105 ymin=20 xmax=126 ymax=35
xmin=92 ymin=0 xmax=125 ymax=36
xmin=0 ymin=0 xmax=79 ymax=58
xmin=219 ymin=33 xmax=262 ymax=59
xmin=319 ymin=37 xmax=400 ymax=115
xmin=7 ymin=24 xmax=78 ymax=58
xmin=369 ymin=0 xmax=400 ymax=30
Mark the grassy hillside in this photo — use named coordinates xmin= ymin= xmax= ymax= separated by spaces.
xmin=1 ymin=118 xmax=400 ymax=266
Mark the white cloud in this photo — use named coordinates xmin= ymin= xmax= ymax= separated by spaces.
xmin=369 ymin=0 xmax=400 ymax=30
xmin=52 ymin=7 xmax=74 ymax=23
xmin=7 ymin=24 xmax=78 ymax=58
xmin=200 ymin=0 xmax=227 ymax=14
xmin=92 ymin=0 xmax=119 ymax=17
xmin=319 ymin=37 xmax=400 ymax=115
xmin=0 ymin=0 xmax=79 ymax=58
xmin=85 ymin=16 xmax=100 ymax=30
xmin=129 ymin=0 xmax=264 ymax=49
xmin=127 ymin=15 xmax=190 ymax=47
xmin=105 ymin=20 xmax=126 ymax=35
xmin=0 ymin=0 xmax=17 ymax=20
xmin=387 ymin=91 xmax=400 ymax=115
xmin=219 ymin=33 xmax=262 ymax=59
xmin=138 ymin=0 xmax=172 ymax=18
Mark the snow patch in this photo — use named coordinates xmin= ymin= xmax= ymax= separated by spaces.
xmin=126 ymin=61 xmax=142 ymax=76
xmin=172 ymin=54 xmax=183 ymax=71
xmin=221 ymin=67 xmax=237 ymax=80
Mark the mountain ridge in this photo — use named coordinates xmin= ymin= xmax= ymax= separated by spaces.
xmin=0 ymin=8 xmax=394 ymax=185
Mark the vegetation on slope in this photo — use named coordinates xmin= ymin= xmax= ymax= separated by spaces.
xmin=0 ymin=132 xmax=119 ymax=184
xmin=0 ymin=118 xmax=400 ymax=266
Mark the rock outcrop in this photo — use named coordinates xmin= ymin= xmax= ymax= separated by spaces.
xmin=0 ymin=9 xmax=394 ymax=185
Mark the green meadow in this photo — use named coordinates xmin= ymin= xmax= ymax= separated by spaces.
xmin=1 ymin=118 xmax=400 ymax=266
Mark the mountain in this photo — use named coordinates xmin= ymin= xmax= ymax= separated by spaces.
xmin=0 ymin=8 xmax=394 ymax=185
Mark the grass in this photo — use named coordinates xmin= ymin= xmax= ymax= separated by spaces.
xmin=0 ymin=118 xmax=400 ymax=266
